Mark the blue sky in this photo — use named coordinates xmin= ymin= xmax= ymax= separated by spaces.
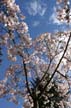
xmin=0 ymin=0 xmax=71 ymax=108
xmin=16 ymin=0 xmax=68 ymax=38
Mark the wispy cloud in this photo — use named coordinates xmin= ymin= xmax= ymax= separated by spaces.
xmin=26 ymin=1 xmax=47 ymax=16
xmin=49 ymin=7 xmax=62 ymax=25
xmin=32 ymin=21 xmax=40 ymax=27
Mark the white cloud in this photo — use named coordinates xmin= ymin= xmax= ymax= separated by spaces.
xmin=32 ymin=21 xmax=40 ymax=27
xmin=50 ymin=13 xmax=61 ymax=25
xmin=49 ymin=7 xmax=62 ymax=25
xmin=26 ymin=1 xmax=47 ymax=16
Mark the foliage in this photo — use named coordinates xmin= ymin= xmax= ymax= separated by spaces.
xmin=0 ymin=0 xmax=71 ymax=108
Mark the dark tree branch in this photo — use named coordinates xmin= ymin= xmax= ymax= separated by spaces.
xmin=8 ymin=30 xmax=33 ymax=99
xmin=23 ymin=60 xmax=32 ymax=97
xmin=39 ymin=32 xmax=71 ymax=98
xmin=64 ymin=56 xmax=71 ymax=62
xmin=17 ymin=51 xmax=33 ymax=99
xmin=56 ymin=70 xmax=67 ymax=79
xmin=35 ymin=59 xmax=52 ymax=89
xmin=35 ymin=39 xmax=64 ymax=89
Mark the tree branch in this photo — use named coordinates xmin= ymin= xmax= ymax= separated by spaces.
xmin=35 ymin=59 xmax=52 ymax=88
xmin=23 ymin=60 xmax=32 ymax=97
xmin=39 ymin=32 xmax=71 ymax=98
xmin=17 ymin=51 xmax=33 ymax=99
xmin=56 ymin=70 xmax=67 ymax=79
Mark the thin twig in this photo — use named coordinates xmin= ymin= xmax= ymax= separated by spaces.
xmin=64 ymin=56 xmax=71 ymax=62
xmin=56 ymin=70 xmax=67 ymax=79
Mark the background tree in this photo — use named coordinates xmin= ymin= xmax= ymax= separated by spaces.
xmin=0 ymin=0 xmax=71 ymax=108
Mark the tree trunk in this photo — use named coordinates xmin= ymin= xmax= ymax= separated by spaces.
xmin=33 ymin=99 xmax=39 ymax=108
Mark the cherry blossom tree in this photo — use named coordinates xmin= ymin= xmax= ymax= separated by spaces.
xmin=0 ymin=0 xmax=71 ymax=108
